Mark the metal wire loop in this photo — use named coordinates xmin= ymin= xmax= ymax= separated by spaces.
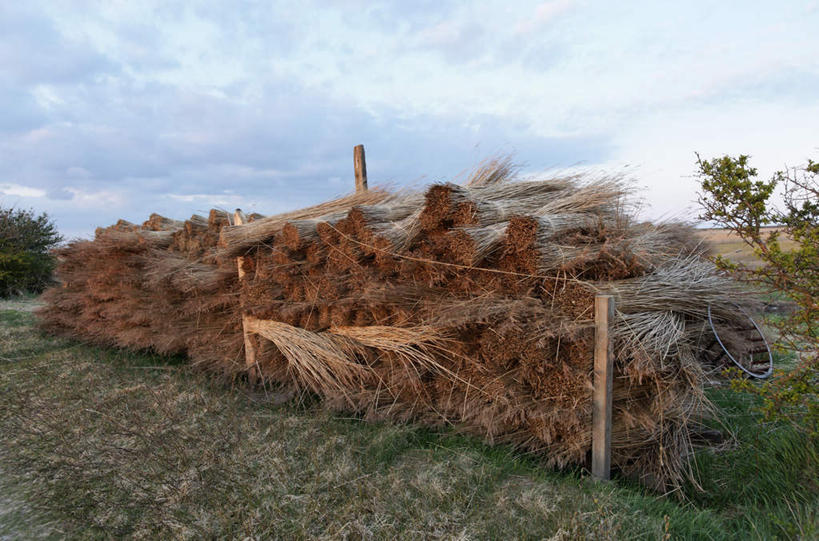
xmin=707 ymin=303 xmax=773 ymax=379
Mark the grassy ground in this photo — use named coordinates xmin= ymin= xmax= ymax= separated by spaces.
xmin=1 ymin=303 xmax=817 ymax=539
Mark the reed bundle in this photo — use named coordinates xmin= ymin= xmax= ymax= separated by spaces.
xmin=246 ymin=319 xmax=368 ymax=397
xmin=142 ymin=213 xmax=184 ymax=231
xmin=219 ymin=189 xmax=391 ymax=256
xmin=281 ymin=213 xmax=347 ymax=250
xmin=448 ymin=223 xmax=509 ymax=265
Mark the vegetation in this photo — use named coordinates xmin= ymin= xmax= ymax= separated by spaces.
xmin=1 ymin=303 xmax=817 ymax=539
xmin=697 ymin=154 xmax=818 ymax=438
xmin=0 ymin=206 xmax=62 ymax=297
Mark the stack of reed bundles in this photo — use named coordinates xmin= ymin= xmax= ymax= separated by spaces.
xmin=217 ymin=161 xmax=753 ymax=490
xmin=38 ymin=160 xmax=756 ymax=490
xmin=38 ymin=210 xmax=244 ymax=374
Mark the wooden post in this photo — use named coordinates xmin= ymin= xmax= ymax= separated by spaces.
xmin=233 ymin=209 xmax=257 ymax=380
xmin=353 ymin=144 xmax=368 ymax=192
xmin=233 ymin=209 xmax=248 ymax=277
xmin=592 ymin=294 xmax=615 ymax=481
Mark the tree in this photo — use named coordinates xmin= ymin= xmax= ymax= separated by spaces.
xmin=0 ymin=206 xmax=63 ymax=297
xmin=696 ymin=154 xmax=818 ymax=437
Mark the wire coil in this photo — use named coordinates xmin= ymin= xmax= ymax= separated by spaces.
xmin=707 ymin=304 xmax=773 ymax=379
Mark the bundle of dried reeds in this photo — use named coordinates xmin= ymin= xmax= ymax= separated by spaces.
xmin=38 ymin=208 xmax=243 ymax=377
xmin=219 ymin=189 xmax=391 ymax=256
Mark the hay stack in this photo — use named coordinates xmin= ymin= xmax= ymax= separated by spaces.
xmin=39 ymin=162 xmax=754 ymax=491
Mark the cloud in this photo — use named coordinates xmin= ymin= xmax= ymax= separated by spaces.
xmin=46 ymin=188 xmax=74 ymax=201
xmin=516 ymin=0 xmax=576 ymax=34
xmin=0 ymin=0 xmax=816 ymax=239
xmin=167 ymin=193 xmax=244 ymax=207
xmin=358 ymin=0 xmax=459 ymax=38
xmin=0 ymin=67 xmax=611 ymax=237
xmin=413 ymin=20 xmax=487 ymax=63
xmin=0 ymin=88 xmax=48 ymax=133
xmin=0 ymin=5 xmax=118 ymax=86
xmin=0 ymin=184 xmax=47 ymax=198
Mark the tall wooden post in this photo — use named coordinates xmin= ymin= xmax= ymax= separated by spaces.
xmin=354 ymin=144 xmax=368 ymax=192
xmin=234 ymin=209 xmax=257 ymax=381
xmin=592 ymin=294 xmax=615 ymax=481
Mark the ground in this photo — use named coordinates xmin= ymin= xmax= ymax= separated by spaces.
xmin=0 ymin=299 xmax=817 ymax=540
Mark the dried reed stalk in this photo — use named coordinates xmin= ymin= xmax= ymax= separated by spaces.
xmin=533 ymin=180 xmax=627 ymax=216
xmin=468 ymin=179 xmax=574 ymax=200
xmin=425 ymin=295 xmax=550 ymax=328
xmin=246 ymin=319 xmax=368 ymax=396
xmin=464 ymin=155 xmax=519 ymax=187
xmin=453 ymin=181 xmax=577 ymax=227
xmin=369 ymin=209 xmax=424 ymax=252
xmin=184 ymin=217 xmax=208 ymax=235
xmin=281 ymin=213 xmax=347 ymax=250
xmin=136 ymin=230 xmax=175 ymax=248
xmin=448 ymin=223 xmax=509 ymax=265
xmin=208 ymin=209 xmax=230 ymax=228
xmin=606 ymin=257 xmax=750 ymax=320
xmin=328 ymin=325 xmax=457 ymax=378
xmin=350 ymin=195 xmax=425 ymax=228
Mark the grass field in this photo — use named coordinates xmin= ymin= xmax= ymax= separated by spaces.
xmin=1 ymin=302 xmax=817 ymax=539
xmin=696 ymin=226 xmax=798 ymax=268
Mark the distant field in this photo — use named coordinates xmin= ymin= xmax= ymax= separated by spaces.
xmin=697 ymin=226 xmax=797 ymax=268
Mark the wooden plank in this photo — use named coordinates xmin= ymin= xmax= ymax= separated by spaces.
xmin=592 ymin=294 xmax=615 ymax=481
xmin=233 ymin=209 xmax=257 ymax=379
xmin=353 ymin=144 xmax=368 ymax=192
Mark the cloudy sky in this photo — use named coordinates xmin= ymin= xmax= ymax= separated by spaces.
xmin=1 ymin=1 xmax=817 ymax=237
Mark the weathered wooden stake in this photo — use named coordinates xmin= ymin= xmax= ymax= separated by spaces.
xmin=353 ymin=144 xmax=368 ymax=192
xmin=592 ymin=294 xmax=615 ymax=481
xmin=233 ymin=209 xmax=248 ymax=276
xmin=233 ymin=209 xmax=257 ymax=380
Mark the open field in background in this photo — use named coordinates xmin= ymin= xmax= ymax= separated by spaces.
xmin=1 ymin=301 xmax=817 ymax=539
xmin=697 ymin=226 xmax=798 ymax=268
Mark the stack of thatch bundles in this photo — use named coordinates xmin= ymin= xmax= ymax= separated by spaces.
xmin=38 ymin=210 xmax=244 ymax=374
xmin=39 ymin=160 xmax=753 ymax=490
xmin=212 ymin=161 xmax=752 ymax=490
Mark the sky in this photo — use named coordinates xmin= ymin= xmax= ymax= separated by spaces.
xmin=1 ymin=1 xmax=817 ymax=238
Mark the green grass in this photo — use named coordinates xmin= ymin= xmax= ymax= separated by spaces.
xmin=687 ymin=388 xmax=819 ymax=539
xmin=0 ymin=306 xmax=817 ymax=539
xmin=0 ymin=308 xmax=34 ymax=327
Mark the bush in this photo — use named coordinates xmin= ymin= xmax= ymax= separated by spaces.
xmin=696 ymin=154 xmax=818 ymax=437
xmin=0 ymin=206 xmax=62 ymax=297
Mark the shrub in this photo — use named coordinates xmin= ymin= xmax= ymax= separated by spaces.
xmin=0 ymin=206 xmax=62 ymax=297
xmin=696 ymin=154 xmax=818 ymax=437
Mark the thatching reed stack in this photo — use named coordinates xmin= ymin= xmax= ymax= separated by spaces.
xmin=38 ymin=159 xmax=755 ymax=491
